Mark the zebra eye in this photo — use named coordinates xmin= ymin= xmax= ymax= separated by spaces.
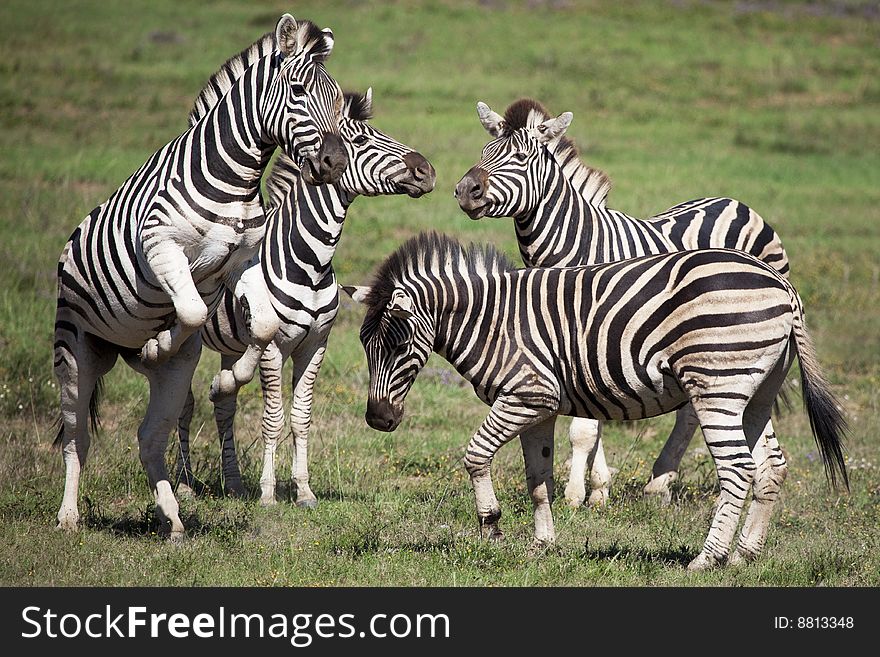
xmin=512 ymin=151 xmax=528 ymax=162
xmin=353 ymin=134 xmax=369 ymax=145
xmin=290 ymin=83 xmax=306 ymax=96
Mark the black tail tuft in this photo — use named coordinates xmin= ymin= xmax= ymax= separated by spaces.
xmin=799 ymin=363 xmax=849 ymax=491
xmin=53 ymin=376 xmax=104 ymax=447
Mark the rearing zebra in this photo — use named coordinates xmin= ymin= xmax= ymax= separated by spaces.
xmin=455 ymin=98 xmax=791 ymax=506
xmin=53 ymin=15 xmax=347 ymax=539
xmin=345 ymin=232 xmax=846 ymax=570
xmin=175 ymin=87 xmax=436 ymax=502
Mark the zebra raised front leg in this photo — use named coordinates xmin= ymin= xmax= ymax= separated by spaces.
xmin=465 ymin=397 xmax=553 ymax=541
xmin=210 ymin=259 xmax=281 ymax=400
xmin=520 ymin=417 xmax=558 ymax=546
xmin=288 ymin=339 xmax=328 ymax=508
xmin=141 ymin=240 xmax=208 ymax=366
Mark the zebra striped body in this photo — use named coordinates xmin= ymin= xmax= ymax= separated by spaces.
xmin=52 ymin=16 xmax=346 ymax=538
xmin=349 ymin=233 xmax=846 ymax=570
xmin=175 ymin=90 xmax=436 ymax=503
xmin=456 ymin=98 xmax=790 ymax=505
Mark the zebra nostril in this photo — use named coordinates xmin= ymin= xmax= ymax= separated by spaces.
xmin=469 ymin=183 xmax=483 ymax=200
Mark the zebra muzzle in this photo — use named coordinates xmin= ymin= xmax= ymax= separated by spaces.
xmin=454 ymin=167 xmax=490 ymax=219
xmin=365 ymin=398 xmax=402 ymax=432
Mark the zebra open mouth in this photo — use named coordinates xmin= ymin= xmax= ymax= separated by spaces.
xmin=461 ymin=203 xmax=489 ymax=220
xmin=301 ymin=156 xmax=321 ymax=185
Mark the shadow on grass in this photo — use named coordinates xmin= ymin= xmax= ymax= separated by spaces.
xmin=581 ymin=541 xmax=696 ymax=567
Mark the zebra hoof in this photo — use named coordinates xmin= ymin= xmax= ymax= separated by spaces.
xmin=687 ymin=551 xmax=723 ymax=572
xmin=140 ymin=331 xmax=173 ymax=365
xmin=563 ymin=484 xmax=586 ymax=508
xmin=168 ymin=530 xmax=186 ymax=544
xmin=209 ymin=370 xmax=237 ymax=401
xmin=588 ymin=487 xmax=609 ymax=508
xmin=296 ymin=498 xmax=319 ymax=509
xmin=643 ymin=471 xmax=677 ymax=505
xmin=728 ymin=548 xmax=758 ymax=566
xmin=55 ymin=517 xmax=79 ymax=533
xmin=259 ymin=496 xmax=277 ymax=507
xmin=176 ymin=483 xmax=195 ymax=500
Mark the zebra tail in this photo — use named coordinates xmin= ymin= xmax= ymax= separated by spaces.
xmin=53 ymin=376 xmax=104 ymax=446
xmin=791 ymin=307 xmax=849 ymax=490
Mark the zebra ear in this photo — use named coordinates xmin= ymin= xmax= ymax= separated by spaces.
xmin=477 ymin=102 xmax=506 ymax=138
xmin=275 ymin=14 xmax=300 ymax=58
xmin=387 ymin=289 xmax=415 ymax=319
xmin=363 ymin=87 xmax=373 ymax=116
xmin=533 ymin=112 xmax=573 ymax=144
xmin=340 ymin=285 xmax=371 ymax=304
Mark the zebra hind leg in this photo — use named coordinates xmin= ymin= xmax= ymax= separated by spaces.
xmin=728 ymin=419 xmax=787 ymax=565
xmin=125 ymin=333 xmax=202 ymax=541
xmin=214 ymin=354 xmax=245 ymax=497
xmin=258 ymin=343 xmax=284 ymax=506
xmin=290 ymin=340 xmax=329 ymax=508
xmin=520 ymin=417 xmax=558 ymax=546
xmin=54 ymin=333 xmax=116 ymax=531
xmin=174 ymin=387 xmax=207 ymax=499
xmin=686 ymin=394 xmax=756 ymax=572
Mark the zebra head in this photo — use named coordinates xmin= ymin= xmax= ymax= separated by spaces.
xmin=337 ymin=88 xmax=436 ymax=198
xmin=455 ymin=99 xmax=572 ymax=219
xmin=263 ymin=15 xmax=348 ymax=186
xmin=343 ymin=284 xmax=434 ymax=432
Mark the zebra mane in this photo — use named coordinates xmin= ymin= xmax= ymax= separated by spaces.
xmin=503 ymin=98 xmax=613 ymax=208
xmin=363 ymin=231 xmax=515 ymax=312
xmin=344 ymin=90 xmax=373 ymax=122
xmin=187 ymin=20 xmax=331 ymax=127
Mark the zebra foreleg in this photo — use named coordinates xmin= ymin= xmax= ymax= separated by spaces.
xmin=289 ymin=340 xmax=328 ymax=508
xmin=644 ymin=404 xmax=700 ymax=503
xmin=210 ymin=260 xmax=281 ymax=400
xmin=564 ymin=417 xmax=611 ymax=507
xmin=520 ymin=417 xmax=558 ymax=546
xmin=258 ymin=343 xmax=284 ymax=506
xmin=140 ymin=240 xmax=208 ymax=366
xmin=464 ymin=397 xmax=554 ymax=541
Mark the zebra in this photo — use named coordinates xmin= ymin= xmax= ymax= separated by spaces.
xmin=174 ymin=88 xmax=436 ymax=503
xmin=52 ymin=15 xmax=347 ymax=539
xmin=344 ymin=232 xmax=847 ymax=570
xmin=455 ymin=98 xmax=791 ymax=507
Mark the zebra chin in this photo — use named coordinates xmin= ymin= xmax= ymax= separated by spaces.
xmin=365 ymin=398 xmax=403 ymax=432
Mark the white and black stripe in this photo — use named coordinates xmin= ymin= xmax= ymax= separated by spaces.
xmin=175 ymin=89 xmax=436 ymax=502
xmin=455 ymin=98 xmax=791 ymax=505
xmin=349 ymin=232 xmax=847 ymax=569
xmin=52 ymin=15 xmax=346 ymax=538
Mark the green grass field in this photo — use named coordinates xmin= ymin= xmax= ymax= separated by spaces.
xmin=1 ymin=0 xmax=878 ymax=586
